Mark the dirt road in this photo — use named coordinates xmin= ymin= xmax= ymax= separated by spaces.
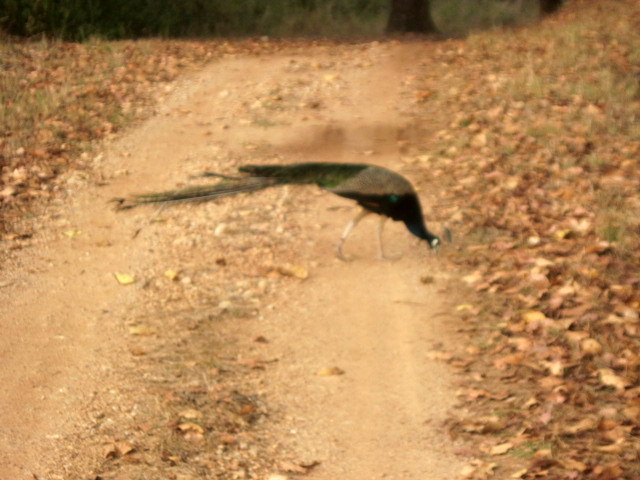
xmin=0 ymin=41 xmax=464 ymax=479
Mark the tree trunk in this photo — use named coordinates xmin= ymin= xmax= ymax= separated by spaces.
xmin=540 ymin=0 xmax=563 ymax=14
xmin=386 ymin=0 xmax=438 ymax=34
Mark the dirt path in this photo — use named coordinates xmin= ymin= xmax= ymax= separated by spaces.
xmin=0 ymin=41 xmax=464 ymax=479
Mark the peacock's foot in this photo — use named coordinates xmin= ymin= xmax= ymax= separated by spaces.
xmin=336 ymin=247 xmax=353 ymax=262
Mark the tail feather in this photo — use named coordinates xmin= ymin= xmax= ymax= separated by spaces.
xmin=113 ymin=177 xmax=275 ymax=210
xmin=114 ymin=163 xmax=363 ymax=210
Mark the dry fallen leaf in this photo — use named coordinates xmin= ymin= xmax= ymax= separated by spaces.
xmin=114 ymin=273 xmax=136 ymax=285
xmin=315 ymin=366 xmax=345 ymax=376
xmin=456 ymin=304 xmax=475 ymax=311
xmin=219 ymin=433 xmax=236 ymax=444
xmin=177 ymin=422 xmax=205 ymax=434
xmin=541 ymin=360 xmax=564 ymax=377
xmin=461 ymin=415 xmax=505 ymax=434
xmin=104 ymin=440 xmax=135 ymax=459
xmin=511 ymin=467 xmax=528 ymax=478
xmin=238 ymin=404 xmax=257 ymax=416
xmin=596 ymin=438 xmax=625 ymax=453
xmin=280 ymin=460 xmax=320 ymax=474
xmin=489 ymin=442 xmax=513 ymax=455
xmin=179 ymin=408 xmax=202 ymax=420
xmin=460 ymin=459 xmax=498 ymax=479
xmin=128 ymin=325 xmax=157 ymax=336
xmin=598 ymin=368 xmax=629 ymax=392
xmin=622 ymin=406 xmax=640 ymax=422
xmin=277 ymin=263 xmax=309 ymax=279
xmin=562 ymin=418 xmax=596 ymax=436
xmin=580 ymin=337 xmax=603 ymax=356
xmin=494 ymin=352 xmax=525 ymax=370
xmin=114 ymin=440 xmax=134 ymax=456
xmin=521 ymin=310 xmax=546 ymax=323
xmin=164 ymin=269 xmax=180 ymax=281
xmin=462 ymin=271 xmax=482 ymax=284
xmin=561 ymin=458 xmax=587 ymax=472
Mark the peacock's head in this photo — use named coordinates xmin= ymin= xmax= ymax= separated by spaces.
xmin=428 ymin=236 xmax=440 ymax=250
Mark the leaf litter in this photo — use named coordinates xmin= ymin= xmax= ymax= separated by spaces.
xmin=420 ymin=1 xmax=640 ymax=478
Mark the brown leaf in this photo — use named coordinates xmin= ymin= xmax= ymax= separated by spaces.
xmin=562 ymin=418 xmax=596 ymax=436
xmin=539 ymin=375 xmax=564 ymax=390
xmin=598 ymin=368 xmax=629 ymax=392
xmin=541 ymin=360 xmax=564 ymax=377
xmin=238 ymin=404 xmax=257 ymax=416
xmin=128 ymin=325 xmax=157 ymax=336
xmin=580 ymin=337 xmax=603 ymax=356
xmin=622 ymin=406 xmax=640 ymax=422
xmin=277 ymin=263 xmax=309 ymax=279
xmin=104 ymin=440 xmax=135 ymax=459
xmin=114 ymin=273 xmax=136 ymax=285
xmin=280 ymin=460 xmax=320 ymax=474
xmin=178 ymin=408 xmax=202 ymax=420
xmin=177 ymin=422 xmax=204 ymax=434
xmin=494 ymin=352 xmax=525 ymax=370
xmin=595 ymin=438 xmax=625 ymax=453
xmin=489 ymin=442 xmax=513 ymax=455
xmin=315 ymin=366 xmax=345 ymax=376
xmin=561 ymin=458 xmax=587 ymax=472
xmin=219 ymin=434 xmax=236 ymax=444
xmin=461 ymin=415 xmax=505 ymax=434
xmin=508 ymin=337 xmax=532 ymax=352
xmin=592 ymin=462 xmax=623 ymax=479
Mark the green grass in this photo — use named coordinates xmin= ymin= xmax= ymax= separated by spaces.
xmin=510 ymin=441 xmax=554 ymax=459
xmin=596 ymin=187 xmax=634 ymax=252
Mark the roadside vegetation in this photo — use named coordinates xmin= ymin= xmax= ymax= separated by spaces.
xmin=419 ymin=1 xmax=639 ymax=477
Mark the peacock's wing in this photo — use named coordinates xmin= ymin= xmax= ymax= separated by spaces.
xmin=239 ymin=162 xmax=369 ymax=188
xmin=328 ymin=166 xmax=414 ymax=197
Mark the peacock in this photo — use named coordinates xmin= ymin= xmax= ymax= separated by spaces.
xmin=115 ymin=162 xmax=441 ymax=260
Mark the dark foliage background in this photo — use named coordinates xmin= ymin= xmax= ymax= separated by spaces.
xmin=0 ymin=0 xmax=388 ymax=40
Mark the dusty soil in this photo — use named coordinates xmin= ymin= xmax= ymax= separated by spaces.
xmin=0 ymin=41 xmax=467 ymax=479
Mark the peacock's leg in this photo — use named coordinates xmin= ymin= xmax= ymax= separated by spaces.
xmin=336 ymin=209 xmax=370 ymax=261
xmin=377 ymin=216 xmax=388 ymax=260
xmin=376 ymin=216 xmax=401 ymax=261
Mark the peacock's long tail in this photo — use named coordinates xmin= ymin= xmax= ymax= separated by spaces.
xmin=113 ymin=177 xmax=277 ymax=209
xmin=113 ymin=163 xmax=369 ymax=209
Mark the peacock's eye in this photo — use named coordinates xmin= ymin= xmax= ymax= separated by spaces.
xmin=389 ymin=194 xmax=399 ymax=203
